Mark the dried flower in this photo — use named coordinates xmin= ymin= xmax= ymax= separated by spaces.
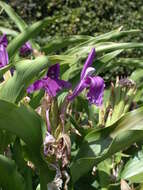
xmin=43 ymin=131 xmax=55 ymax=156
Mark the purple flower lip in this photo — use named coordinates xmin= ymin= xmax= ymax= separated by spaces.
xmin=67 ymin=48 xmax=105 ymax=106
xmin=0 ymin=34 xmax=9 ymax=68
xmin=27 ymin=63 xmax=71 ymax=97
xmin=20 ymin=42 xmax=32 ymax=57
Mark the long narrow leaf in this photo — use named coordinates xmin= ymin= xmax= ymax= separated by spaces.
xmin=65 ymin=28 xmax=140 ymax=55
xmin=67 ymin=42 xmax=143 ymax=58
xmin=0 ymin=1 xmax=27 ymax=31
xmin=42 ymin=35 xmax=92 ymax=53
xmin=0 ymin=26 xmax=18 ymax=36
xmin=0 ymin=56 xmax=50 ymax=103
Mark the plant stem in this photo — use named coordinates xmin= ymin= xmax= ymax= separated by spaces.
xmin=39 ymin=168 xmax=48 ymax=190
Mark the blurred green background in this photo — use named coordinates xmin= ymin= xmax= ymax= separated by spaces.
xmin=6 ymin=0 xmax=143 ymax=37
xmin=2 ymin=0 xmax=142 ymax=81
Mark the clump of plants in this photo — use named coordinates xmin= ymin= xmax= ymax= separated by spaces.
xmin=0 ymin=2 xmax=143 ymax=190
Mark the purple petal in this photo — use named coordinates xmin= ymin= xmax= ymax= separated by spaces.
xmin=83 ymin=67 xmax=95 ymax=79
xmin=20 ymin=42 xmax=32 ymax=56
xmin=27 ymin=63 xmax=71 ymax=97
xmin=0 ymin=34 xmax=8 ymax=47
xmin=27 ymin=79 xmax=44 ymax=93
xmin=44 ymin=132 xmax=55 ymax=145
xmin=67 ymin=79 xmax=87 ymax=101
xmin=27 ymin=77 xmax=70 ymax=97
xmin=44 ymin=78 xmax=61 ymax=97
xmin=44 ymin=78 xmax=71 ymax=97
xmin=80 ymin=48 xmax=96 ymax=79
xmin=86 ymin=76 xmax=105 ymax=106
xmin=0 ymin=45 xmax=9 ymax=68
xmin=56 ymin=79 xmax=72 ymax=89
xmin=47 ymin=63 xmax=60 ymax=79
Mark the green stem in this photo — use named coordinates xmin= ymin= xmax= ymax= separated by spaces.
xmin=25 ymin=168 xmax=33 ymax=190
xmin=39 ymin=168 xmax=48 ymax=190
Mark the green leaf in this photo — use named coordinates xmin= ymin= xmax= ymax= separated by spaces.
xmin=96 ymin=42 xmax=143 ymax=54
xmin=42 ymin=35 xmax=92 ymax=53
xmin=66 ymin=28 xmax=140 ymax=55
xmin=130 ymin=69 xmax=143 ymax=83
xmin=70 ymin=106 xmax=143 ymax=183
xmin=67 ymin=42 xmax=143 ymax=59
xmin=62 ymin=64 xmax=81 ymax=81
xmin=13 ymin=138 xmax=33 ymax=190
xmin=121 ymin=150 xmax=143 ymax=183
xmin=0 ymin=56 xmax=50 ymax=103
xmin=94 ymin=28 xmax=140 ymax=42
xmin=0 ymin=100 xmax=43 ymax=155
xmin=29 ymin=90 xmax=45 ymax=109
xmin=0 ymin=64 xmax=11 ymax=79
xmin=0 ymin=154 xmax=26 ymax=190
xmin=114 ymin=58 xmax=143 ymax=68
xmin=0 ymin=1 xmax=27 ymax=31
xmin=0 ymin=130 xmax=14 ymax=154
xmin=0 ymin=26 xmax=18 ymax=36
xmin=49 ymin=54 xmax=77 ymax=65
xmin=36 ymin=184 xmax=40 ymax=190
xmin=0 ymin=99 xmax=55 ymax=183
xmin=97 ymin=159 xmax=112 ymax=188
xmin=95 ymin=50 xmax=123 ymax=74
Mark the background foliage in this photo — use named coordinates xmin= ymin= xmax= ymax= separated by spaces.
xmin=3 ymin=0 xmax=142 ymax=80
xmin=6 ymin=0 xmax=143 ymax=38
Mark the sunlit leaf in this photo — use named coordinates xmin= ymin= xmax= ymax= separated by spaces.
xmin=71 ymin=106 xmax=143 ymax=182
xmin=121 ymin=150 xmax=143 ymax=183
xmin=0 ymin=56 xmax=50 ymax=103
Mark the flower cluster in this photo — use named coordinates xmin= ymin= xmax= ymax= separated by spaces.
xmin=27 ymin=48 xmax=105 ymax=106
xmin=0 ymin=34 xmax=104 ymax=106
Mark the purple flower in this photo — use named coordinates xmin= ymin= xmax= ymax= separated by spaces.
xmin=27 ymin=63 xmax=71 ymax=97
xmin=0 ymin=34 xmax=8 ymax=68
xmin=68 ymin=48 xmax=105 ymax=106
xmin=20 ymin=42 xmax=32 ymax=56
